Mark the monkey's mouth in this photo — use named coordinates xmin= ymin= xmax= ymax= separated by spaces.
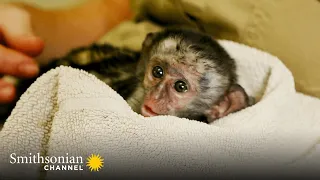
xmin=141 ymin=105 xmax=159 ymax=117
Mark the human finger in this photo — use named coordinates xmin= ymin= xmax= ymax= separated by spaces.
xmin=0 ymin=79 xmax=16 ymax=104
xmin=0 ymin=45 xmax=39 ymax=78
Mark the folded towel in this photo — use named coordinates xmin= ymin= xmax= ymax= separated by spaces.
xmin=1 ymin=40 xmax=320 ymax=179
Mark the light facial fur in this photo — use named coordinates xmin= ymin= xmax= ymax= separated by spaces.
xmin=136 ymin=28 xmax=250 ymax=122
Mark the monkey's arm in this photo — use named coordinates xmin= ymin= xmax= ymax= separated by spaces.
xmin=206 ymin=84 xmax=254 ymax=123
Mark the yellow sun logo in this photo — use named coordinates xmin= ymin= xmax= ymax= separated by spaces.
xmin=86 ymin=154 xmax=104 ymax=172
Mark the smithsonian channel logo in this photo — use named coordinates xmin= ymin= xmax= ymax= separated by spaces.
xmin=9 ymin=153 xmax=104 ymax=172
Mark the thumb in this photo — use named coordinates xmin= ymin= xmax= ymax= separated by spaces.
xmin=0 ymin=6 xmax=44 ymax=57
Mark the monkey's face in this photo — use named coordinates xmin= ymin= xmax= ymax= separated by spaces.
xmin=140 ymin=59 xmax=201 ymax=117
xmin=139 ymin=30 xmax=221 ymax=118
xmin=138 ymin=28 xmax=246 ymax=121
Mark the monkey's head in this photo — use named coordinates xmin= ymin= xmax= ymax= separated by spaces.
xmin=138 ymin=28 xmax=252 ymax=123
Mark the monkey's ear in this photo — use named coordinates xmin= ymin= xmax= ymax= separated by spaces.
xmin=142 ymin=32 xmax=155 ymax=48
xmin=207 ymin=84 xmax=254 ymax=123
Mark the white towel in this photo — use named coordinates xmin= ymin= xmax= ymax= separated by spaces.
xmin=1 ymin=40 xmax=320 ymax=179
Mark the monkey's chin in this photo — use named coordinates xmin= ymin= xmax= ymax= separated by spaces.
xmin=141 ymin=105 xmax=159 ymax=117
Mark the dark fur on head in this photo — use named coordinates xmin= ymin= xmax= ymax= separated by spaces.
xmin=141 ymin=28 xmax=237 ymax=82
xmin=138 ymin=28 xmax=241 ymax=121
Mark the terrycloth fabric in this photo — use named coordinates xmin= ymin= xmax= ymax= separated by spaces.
xmin=1 ymin=40 xmax=320 ymax=179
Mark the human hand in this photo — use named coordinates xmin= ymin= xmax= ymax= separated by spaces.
xmin=0 ymin=4 xmax=44 ymax=103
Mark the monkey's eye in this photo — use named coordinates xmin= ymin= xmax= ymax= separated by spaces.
xmin=152 ymin=66 xmax=164 ymax=78
xmin=174 ymin=80 xmax=188 ymax=93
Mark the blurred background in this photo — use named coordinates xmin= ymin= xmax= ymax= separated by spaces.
xmin=0 ymin=0 xmax=85 ymax=9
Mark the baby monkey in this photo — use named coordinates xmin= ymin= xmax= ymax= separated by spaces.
xmin=1 ymin=28 xmax=253 ymax=123
xmin=135 ymin=28 xmax=252 ymax=123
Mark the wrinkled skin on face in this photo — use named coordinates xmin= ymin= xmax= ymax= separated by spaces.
xmin=141 ymin=57 xmax=201 ymax=117
xmin=137 ymin=28 xmax=252 ymax=123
